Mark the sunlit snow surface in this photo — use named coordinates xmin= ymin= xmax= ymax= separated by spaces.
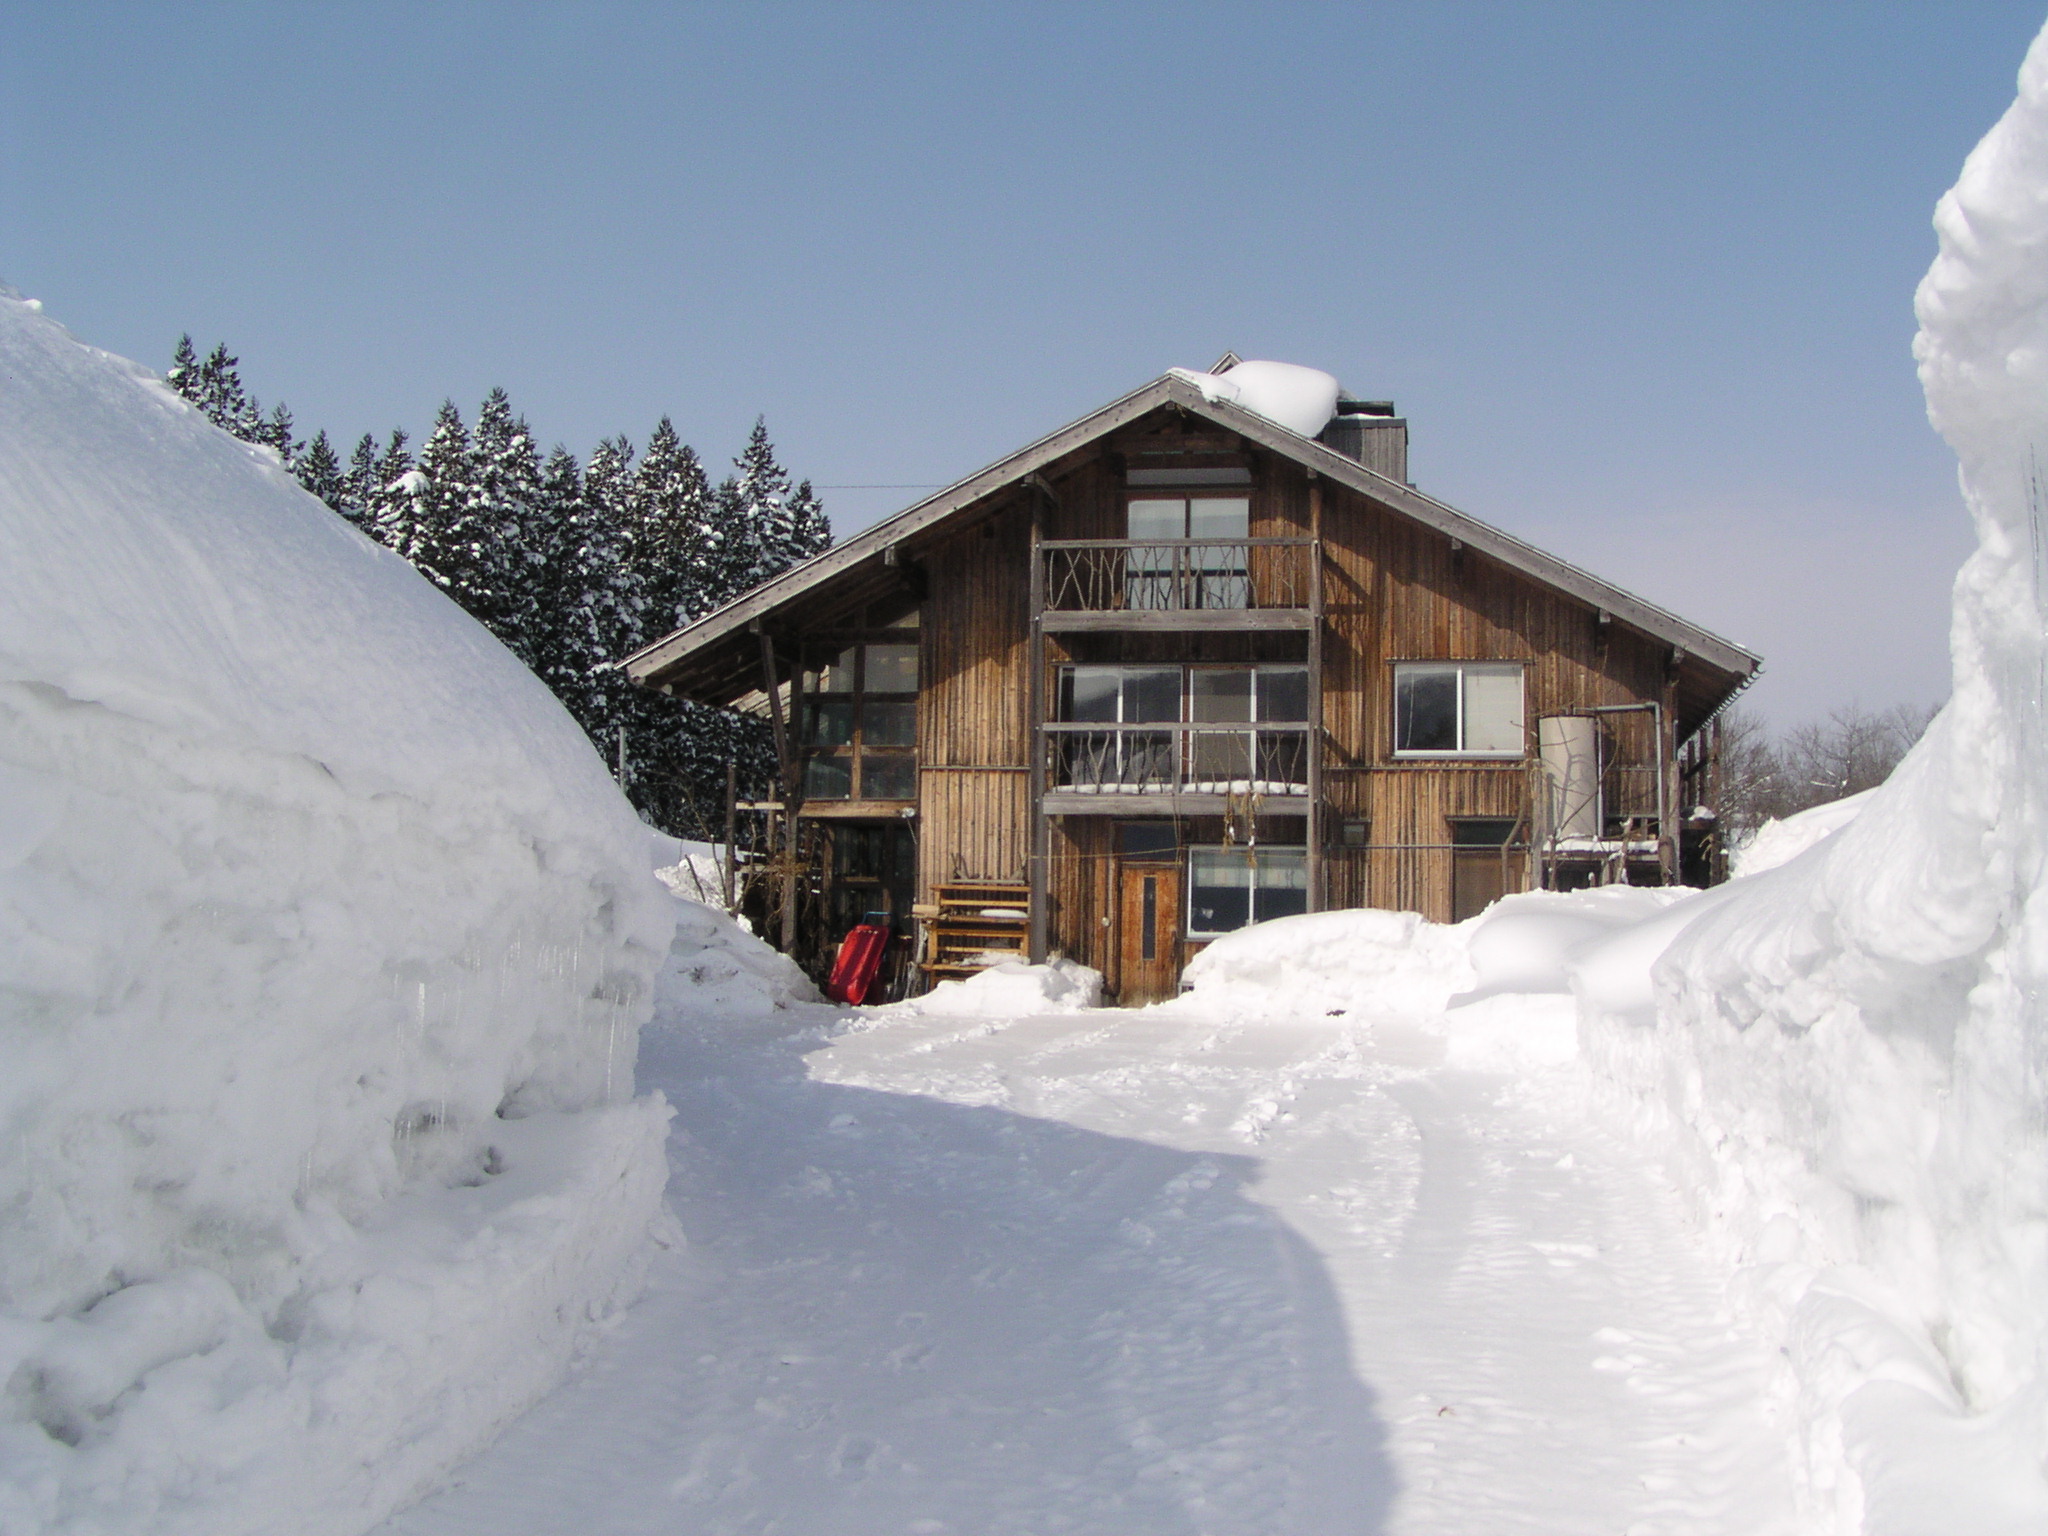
xmin=0 ymin=290 xmax=676 ymax=1536
xmin=383 ymin=926 xmax=1801 ymax=1536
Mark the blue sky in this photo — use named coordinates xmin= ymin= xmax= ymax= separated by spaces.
xmin=6 ymin=2 xmax=2043 ymax=723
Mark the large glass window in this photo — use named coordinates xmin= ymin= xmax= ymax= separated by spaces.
xmin=1126 ymin=493 xmax=1251 ymax=610
xmin=1056 ymin=665 xmax=1310 ymax=791
xmin=802 ymin=638 xmax=920 ymax=799
xmin=1393 ymin=662 xmax=1525 ymax=757
xmin=1186 ymin=847 xmax=1309 ymax=938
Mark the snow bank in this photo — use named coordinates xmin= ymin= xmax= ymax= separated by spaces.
xmin=0 ymin=290 xmax=677 ymax=1536
xmin=1729 ymin=788 xmax=1876 ymax=877
xmin=1176 ymin=907 xmax=1476 ymax=1017
xmin=657 ymin=896 xmax=818 ymax=1019
xmin=1169 ymin=360 xmax=1341 ymax=439
xmin=1578 ymin=30 xmax=2048 ymax=1528
xmin=880 ymin=958 xmax=1101 ymax=1019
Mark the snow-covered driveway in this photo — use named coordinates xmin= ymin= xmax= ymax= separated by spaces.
xmin=384 ymin=999 xmax=1801 ymax=1535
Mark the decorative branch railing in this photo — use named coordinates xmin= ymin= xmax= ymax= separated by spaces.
xmin=1042 ymin=721 xmax=1311 ymax=795
xmin=1038 ymin=538 xmax=1315 ymax=614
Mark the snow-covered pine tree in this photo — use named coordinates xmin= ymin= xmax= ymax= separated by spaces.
xmin=295 ymin=430 xmax=347 ymax=513
xmin=468 ymin=388 xmax=550 ymax=666
xmin=716 ymin=417 xmax=832 ymax=595
xmin=403 ymin=400 xmax=476 ymax=593
xmin=628 ymin=416 xmax=716 ymax=633
xmin=365 ymin=428 xmax=418 ymax=552
xmin=342 ymin=433 xmax=382 ymax=527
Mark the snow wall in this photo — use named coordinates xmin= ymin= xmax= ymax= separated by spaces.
xmin=1581 ymin=28 xmax=2048 ymax=1532
xmin=0 ymin=291 xmax=677 ymax=1535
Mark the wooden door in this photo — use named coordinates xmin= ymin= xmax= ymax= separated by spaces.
xmin=1117 ymin=862 xmax=1181 ymax=1006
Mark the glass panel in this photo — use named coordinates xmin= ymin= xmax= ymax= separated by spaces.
xmin=1118 ymin=822 xmax=1179 ymax=858
xmin=1187 ymin=848 xmax=1253 ymax=936
xmin=1461 ymin=665 xmax=1525 ymax=754
xmin=1190 ymin=669 xmax=1254 ymax=722
xmin=1121 ymin=732 xmax=1175 ymax=789
xmin=1256 ymin=667 xmax=1309 ymax=723
xmin=1140 ymin=876 xmax=1157 ymax=961
xmin=863 ymin=700 xmax=916 ymax=747
xmin=1395 ymin=665 xmax=1460 ymax=752
xmin=1062 ymin=666 xmax=1121 ymax=723
xmin=805 ymin=754 xmax=852 ymax=798
xmin=806 ymin=697 xmax=854 ymax=748
xmin=1191 ymin=731 xmax=1253 ymax=785
xmin=1126 ymin=466 xmax=1253 ymax=486
xmin=1123 ymin=668 xmax=1182 ymax=723
xmin=1255 ymin=730 xmax=1306 ymax=786
xmin=1126 ymin=498 xmax=1185 ymax=542
xmin=860 ymin=751 xmax=917 ymax=800
xmin=1187 ymin=496 xmax=1249 ymax=539
xmin=864 ymin=643 xmax=919 ymax=693
xmin=815 ymin=647 xmax=858 ymax=694
xmin=1253 ymin=849 xmax=1309 ymax=923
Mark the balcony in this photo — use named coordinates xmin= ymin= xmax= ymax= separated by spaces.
xmin=1040 ymin=721 xmax=1311 ymax=816
xmin=1036 ymin=538 xmax=1317 ymax=632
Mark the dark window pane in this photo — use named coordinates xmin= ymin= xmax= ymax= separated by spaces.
xmin=1253 ymin=849 xmax=1309 ymax=923
xmin=1396 ymin=667 xmax=1459 ymax=751
xmin=864 ymin=644 xmax=919 ymax=693
xmin=860 ymin=751 xmax=917 ymax=800
xmin=1118 ymin=822 xmax=1179 ymax=857
xmin=1063 ymin=666 xmax=1121 ymax=723
xmin=1450 ymin=818 xmax=1521 ymax=848
xmin=806 ymin=698 xmax=854 ymax=748
xmin=863 ymin=700 xmax=917 ymax=746
xmin=805 ymin=754 xmax=852 ymax=798
xmin=1124 ymin=668 xmax=1182 ymax=723
xmin=1190 ymin=669 xmax=1253 ymax=722
xmin=1187 ymin=849 xmax=1253 ymax=936
xmin=1257 ymin=667 xmax=1309 ymax=723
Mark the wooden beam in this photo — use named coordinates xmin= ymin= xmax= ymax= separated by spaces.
xmin=1307 ymin=475 xmax=1325 ymax=914
xmin=1040 ymin=609 xmax=1314 ymax=633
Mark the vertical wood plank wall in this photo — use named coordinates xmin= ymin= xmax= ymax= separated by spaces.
xmin=906 ymin=422 xmax=1683 ymax=983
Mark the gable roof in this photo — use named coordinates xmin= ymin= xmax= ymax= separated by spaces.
xmin=621 ymin=372 xmax=1760 ymax=720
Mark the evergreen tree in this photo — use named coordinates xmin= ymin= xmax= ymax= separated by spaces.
xmin=295 ymin=429 xmax=347 ymax=513
xmin=404 ymin=400 xmax=476 ymax=591
xmin=715 ymin=417 xmax=832 ymax=594
xmin=628 ymin=416 xmax=717 ymax=631
xmin=468 ymin=388 xmax=550 ymax=663
xmin=365 ymin=428 xmax=417 ymax=552
xmin=343 ymin=432 xmax=382 ymax=526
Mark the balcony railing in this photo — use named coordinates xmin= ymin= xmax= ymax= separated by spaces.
xmin=1043 ymin=721 xmax=1310 ymax=796
xmin=1038 ymin=538 xmax=1315 ymax=622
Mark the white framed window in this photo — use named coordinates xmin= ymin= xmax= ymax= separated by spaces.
xmin=1392 ymin=661 xmax=1525 ymax=757
xmin=1186 ymin=846 xmax=1309 ymax=938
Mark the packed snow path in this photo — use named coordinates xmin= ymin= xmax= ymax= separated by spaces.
xmin=384 ymin=999 xmax=1801 ymax=1535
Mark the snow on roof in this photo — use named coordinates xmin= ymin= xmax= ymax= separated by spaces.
xmin=1167 ymin=359 xmax=1341 ymax=439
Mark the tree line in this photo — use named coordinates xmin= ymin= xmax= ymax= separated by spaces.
xmin=166 ymin=338 xmax=828 ymax=837
xmin=1715 ymin=700 xmax=1940 ymax=846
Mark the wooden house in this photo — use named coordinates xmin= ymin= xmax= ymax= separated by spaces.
xmin=621 ymin=361 xmax=1759 ymax=1004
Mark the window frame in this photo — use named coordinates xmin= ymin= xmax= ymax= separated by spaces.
xmin=801 ymin=636 xmax=921 ymax=802
xmin=1184 ymin=844 xmax=1310 ymax=939
xmin=1390 ymin=660 xmax=1527 ymax=760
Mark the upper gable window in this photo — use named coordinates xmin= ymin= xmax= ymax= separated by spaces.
xmin=1393 ymin=662 xmax=1525 ymax=757
xmin=1125 ymin=491 xmax=1252 ymax=610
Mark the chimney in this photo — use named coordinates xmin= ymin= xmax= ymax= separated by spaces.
xmin=1317 ymin=396 xmax=1408 ymax=485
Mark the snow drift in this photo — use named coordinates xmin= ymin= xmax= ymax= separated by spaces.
xmin=1578 ymin=27 xmax=2048 ymax=1530
xmin=0 ymin=291 xmax=676 ymax=1535
xmin=1169 ymin=360 xmax=1341 ymax=439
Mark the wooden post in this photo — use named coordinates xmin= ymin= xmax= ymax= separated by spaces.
xmin=1306 ymin=475 xmax=1325 ymax=913
xmin=756 ymin=625 xmax=802 ymax=954
xmin=1027 ymin=491 xmax=1050 ymax=964
xmin=723 ymin=760 xmax=738 ymax=914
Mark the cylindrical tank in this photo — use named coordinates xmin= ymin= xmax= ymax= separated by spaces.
xmin=1540 ymin=715 xmax=1602 ymax=840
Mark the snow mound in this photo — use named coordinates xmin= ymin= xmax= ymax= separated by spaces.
xmin=1455 ymin=887 xmax=1690 ymax=1002
xmin=0 ymin=290 xmax=677 ymax=1536
xmin=1176 ymin=907 xmax=1476 ymax=1017
xmin=655 ymin=896 xmax=818 ymax=1019
xmin=1728 ymin=788 xmax=1876 ymax=877
xmin=1170 ymin=360 xmax=1341 ymax=439
xmin=1579 ymin=30 xmax=2048 ymax=1528
xmin=883 ymin=959 xmax=1101 ymax=1019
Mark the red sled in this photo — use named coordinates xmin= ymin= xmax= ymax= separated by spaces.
xmin=825 ymin=923 xmax=891 ymax=1005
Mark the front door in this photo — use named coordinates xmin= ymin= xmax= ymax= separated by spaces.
xmin=1117 ymin=861 xmax=1181 ymax=1005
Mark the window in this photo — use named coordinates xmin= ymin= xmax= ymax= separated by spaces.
xmin=1055 ymin=665 xmax=1309 ymax=791
xmin=1126 ymin=492 xmax=1251 ymax=609
xmin=1393 ymin=662 xmax=1525 ymax=757
xmin=802 ymin=639 xmax=920 ymax=799
xmin=1186 ymin=846 xmax=1309 ymax=937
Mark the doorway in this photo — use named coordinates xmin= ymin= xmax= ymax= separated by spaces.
xmin=1117 ymin=861 xmax=1182 ymax=1006
xmin=1449 ymin=818 xmax=1520 ymax=922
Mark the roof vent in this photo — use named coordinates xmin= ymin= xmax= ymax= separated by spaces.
xmin=1317 ymin=395 xmax=1409 ymax=483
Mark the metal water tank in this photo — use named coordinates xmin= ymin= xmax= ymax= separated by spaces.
xmin=1539 ymin=715 xmax=1602 ymax=840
